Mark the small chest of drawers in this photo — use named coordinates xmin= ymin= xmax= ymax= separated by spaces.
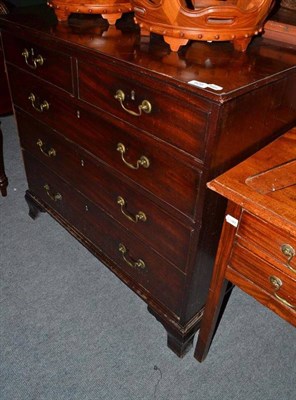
xmin=1 ymin=6 xmax=296 ymax=357
xmin=195 ymin=128 xmax=296 ymax=362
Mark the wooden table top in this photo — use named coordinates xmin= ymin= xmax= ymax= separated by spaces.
xmin=208 ymin=127 xmax=296 ymax=233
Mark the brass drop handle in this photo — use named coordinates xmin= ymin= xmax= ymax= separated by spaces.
xmin=269 ymin=276 xmax=296 ymax=309
xmin=43 ymin=184 xmax=62 ymax=202
xmin=117 ymin=196 xmax=147 ymax=223
xmin=114 ymin=90 xmax=152 ymax=116
xmin=118 ymin=243 xmax=146 ymax=270
xmin=117 ymin=143 xmax=150 ymax=170
xmin=22 ymin=48 xmax=45 ymax=70
xmin=22 ymin=48 xmax=44 ymax=69
xmin=281 ymin=244 xmax=296 ymax=273
xmin=28 ymin=93 xmax=49 ymax=113
xmin=36 ymin=139 xmax=56 ymax=158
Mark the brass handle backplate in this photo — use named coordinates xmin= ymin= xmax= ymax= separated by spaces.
xmin=37 ymin=139 xmax=56 ymax=158
xmin=44 ymin=184 xmax=62 ymax=202
xmin=28 ymin=93 xmax=49 ymax=113
xmin=281 ymin=244 xmax=296 ymax=273
xmin=22 ymin=48 xmax=44 ymax=70
xmin=116 ymin=143 xmax=150 ymax=170
xmin=117 ymin=196 xmax=147 ymax=223
xmin=118 ymin=243 xmax=146 ymax=270
xmin=114 ymin=89 xmax=152 ymax=116
xmin=269 ymin=275 xmax=296 ymax=309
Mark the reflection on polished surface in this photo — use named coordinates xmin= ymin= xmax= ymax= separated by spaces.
xmin=54 ymin=16 xmax=139 ymax=54
xmin=1 ymin=5 xmax=296 ymax=97
xmin=48 ymin=0 xmax=133 ymax=25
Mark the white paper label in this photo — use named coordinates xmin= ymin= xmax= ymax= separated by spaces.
xmin=188 ymin=80 xmax=223 ymax=91
xmin=225 ymin=214 xmax=238 ymax=227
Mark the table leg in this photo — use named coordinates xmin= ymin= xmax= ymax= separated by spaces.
xmin=0 ymin=121 xmax=8 ymax=196
xmin=194 ymin=202 xmax=241 ymax=362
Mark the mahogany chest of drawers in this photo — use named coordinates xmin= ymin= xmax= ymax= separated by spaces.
xmin=1 ymin=6 xmax=296 ymax=357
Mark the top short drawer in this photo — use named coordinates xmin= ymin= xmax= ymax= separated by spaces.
xmin=1 ymin=32 xmax=73 ymax=93
xmin=78 ymin=60 xmax=210 ymax=160
xmin=236 ymin=211 xmax=296 ymax=279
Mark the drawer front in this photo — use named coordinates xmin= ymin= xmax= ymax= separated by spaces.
xmin=2 ymin=32 xmax=73 ymax=93
xmin=78 ymin=60 xmax=210 ymax=160
xmin=69 ymin=107 xmax=202 ymax=219
xmin=230 ymin=244 xmax=296 ymax=312
xmin=17 ymin=111 xmax=192 ymax=271
xmin=9 ymin=66 xmax=202 ymax=218
xmin=237 ymin=211 xmax=296 ymax=278
xmin=84 ymin=201 xmax=186 ymax=317
xmin=23 ymin=154 xmax=185 ymax=316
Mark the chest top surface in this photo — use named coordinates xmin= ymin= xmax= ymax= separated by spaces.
xmin=0 ymin=5 xmax=296 ymax=103
xmin=208 ymin=127 xmax=296 ymax=232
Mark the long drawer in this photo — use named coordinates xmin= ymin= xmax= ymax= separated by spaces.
xmin=8 ymin=66 xmax=202 ymax=219
xmin=23 ymin=153 xmax=186 ymax=316
xmin=2 ymin=32 xmax=73 ymax=93
xmin=17 ymin=111 xmax=193 ymax=271
xmin=78 ymin=60 xmax=211 ymax=160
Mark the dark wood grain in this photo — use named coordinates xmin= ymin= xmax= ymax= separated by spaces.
xmin=8 ymin=67 xmax=202 ymax=219
xmin=17 ymin=110 xmax=193 ymax=271
xmin=78 ymin=59 xmax=211 ymax=159
xmin=2 ymin=31 xmax=74 ymax=93
xmin=23 ymin=152 xmax=186 ymax=317
xmin=1 ymin=6 xmax=296 ymax=357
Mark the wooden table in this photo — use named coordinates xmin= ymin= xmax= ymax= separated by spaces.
xmin=195 ymin=127 xmax=296 ymax=362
